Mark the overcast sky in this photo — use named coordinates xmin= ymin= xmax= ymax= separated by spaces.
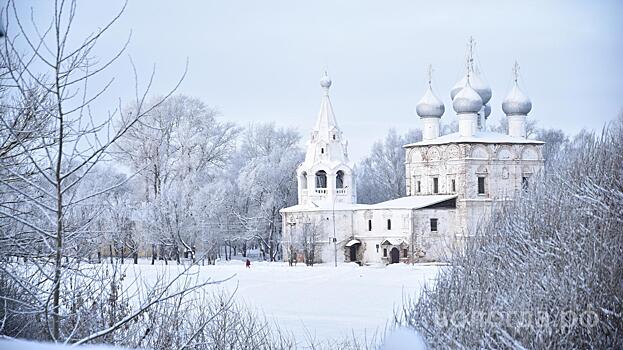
xmin=15 ymin=1 xmax=623 ymax=161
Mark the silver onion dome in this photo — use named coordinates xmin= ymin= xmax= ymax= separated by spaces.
xmin=450 ymin=73 xmax=492 ymax=105
xmin=502 ymin=82 xmax=532 ymax=116
xmin=320 ymin=71 xmax=332 ymax=89
xmin=416 ymin=86 xmax=445 ymax=118
xmin=453 ymin=83 xmax=483 ymax=114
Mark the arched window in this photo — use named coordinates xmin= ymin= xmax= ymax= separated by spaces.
xmin=315 ymin=170 xmax=327 ymax=188
xmin=300 ymin=172 xmax=307 ymax=189
xmin=387 ymin=219 xmax=391 ymax=230
xmin=336 ymin=170 xmax=344 ymax=188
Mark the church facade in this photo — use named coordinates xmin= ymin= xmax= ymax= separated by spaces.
xmin=280 ymin=52 xmax=544 ymax=265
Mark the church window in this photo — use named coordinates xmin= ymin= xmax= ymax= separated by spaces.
xmin=383 ymin=248 xmax=387 ymax=257
xmin=451 ymin=179 xmax=456 ymax=192
xmin=417 ymin=181 xmax=421 ymax=193
xmin=387 ymin=219 xmax=391 ymax=230
xmin=433 ymin=177 xmax=439 ymax=194
xmin=332 ymin=134 xmax=336 ymax=140
xmin=477 ymin=176 xmax=486 ymax=195
xmin=403 ymin=249 xmax=408 ymax=258
xmin=522 ymin=176 xmax=529 ymax=190
xmin=376 ymin=244 xmax=379 ymax=253
xmin=315 ymin=170 xmax=327 ymax=188
xmin=336 ymin=170 xmax=345 ymax=188
xmin=368 ymin=219 xmax=372 ymax=231
xmin=430 ymin=218 xmax=438 ymax=232
xmin=300 ymin=172 xmax=307 ymax=189
xmin=321 ymin=147 xmax=324 ymax=154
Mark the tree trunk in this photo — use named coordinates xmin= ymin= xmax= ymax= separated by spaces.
xmin=109 ymin=244 xmax=114 ymax=264
xmin=151 ymin=244 xmax=156 ymax=265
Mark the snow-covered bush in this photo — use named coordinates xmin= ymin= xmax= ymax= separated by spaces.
xmin=399 ymin=116 xmax=623 ymax=349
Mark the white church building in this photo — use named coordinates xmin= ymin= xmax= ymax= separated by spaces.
xmin=280 ymin=47 xmax=544 ymax=265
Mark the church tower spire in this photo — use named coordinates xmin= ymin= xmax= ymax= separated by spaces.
xmin=297 ymin=71 xmax=356 ymax=206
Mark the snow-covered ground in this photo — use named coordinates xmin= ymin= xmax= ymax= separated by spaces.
xmin=123 ymin=259 xmax=441 ymax=342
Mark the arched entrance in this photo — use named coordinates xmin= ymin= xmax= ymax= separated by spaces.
xmin=390 ymin=247 xmax=400 ymax=264
xmin=345 ymin=239 xmax=361 ymax=263
xmin=349 ymin=246 xmax=357 ymax=262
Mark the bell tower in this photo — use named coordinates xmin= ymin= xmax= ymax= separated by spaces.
xmin=297 ymin=71 xmax=356 ymax=206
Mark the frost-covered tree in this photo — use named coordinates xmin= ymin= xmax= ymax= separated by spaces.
xmin=399 ymin=114 xmax=623 ymax=349
xmin=115 ymin=94 xmax=239 ymax=263
xmin=234 ymin=123 xmax=303 ymax=261
xmin=0 ymin=0 xmax=215 ymax=343
xmin=357 ymin=128 xmax=422 ymax=204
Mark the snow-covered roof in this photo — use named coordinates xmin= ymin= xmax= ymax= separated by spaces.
xmin=280 ymin=202 xmax=370 ymax=213
xmin=368 ymin=195 xmax=457 ymax=210
xmin=380 ymin=238 xmax=408 ymax=246
xmin=281 ymin=195 xmax=456 ymax=213
xmin=404 ymin=131 xmax=543 ymax=147
xmin=345 ymin=239 xmax=361 ymax=247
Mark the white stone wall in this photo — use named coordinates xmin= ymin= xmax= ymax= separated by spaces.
xmin=405 ymin=141 xmax=544 ymax=239
xmin=406 ymin=143 xmax=544 ymax=201
xmin=412 ymin=208 xmax=458 ymax=261
xmin=352 ymin=208 xmax=412 ymax=264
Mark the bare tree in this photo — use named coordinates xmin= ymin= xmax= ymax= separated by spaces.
xmin=0 ymin=0 xmax=193 ymax=342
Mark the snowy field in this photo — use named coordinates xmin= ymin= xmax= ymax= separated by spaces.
xmin=122 ymin=259 xmax=441 ymax=342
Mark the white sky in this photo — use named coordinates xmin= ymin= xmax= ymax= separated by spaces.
xmin=14 ymin=0 xmax=623 ymax=161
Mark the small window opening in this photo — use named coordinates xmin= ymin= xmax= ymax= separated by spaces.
xmin=433 ymin=177 xmax=439 ymax=194
xmin=383 ymin=248 xmax=387 ymax=257
xmin=321 ymin=148 xmax=324 ymax=154
xmin=522 ymin=176 xmax=529 ymax=190
xmin=417 ymin=180 xmax=421 ymax=193
xmin=430 ymin=218 xmax=438 ymax=232
xmin=387 ymin=219 xmax=391 ymax=230
xmin=336 ymin=170 xmax=344 ymax=189
xmin=332 ymin=134 xmax=336 ymax=140
xmin=403 ymin=249 xmax=408 ymax=258
xmin=315 ymin=170 xmax=327 ymax=188
xmin=451 ymin=179 xmax=456 ymax=192
xmin=368 ymin=219 xmax=372 ymax=231
xmin=477 ymin=176 xmax=486 ymax=195
xmin=375 ymin=244 xmax=379 ymax=253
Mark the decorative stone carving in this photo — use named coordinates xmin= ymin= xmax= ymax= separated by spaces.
xmin=471 ymin=145 xmax=489 ymax=159
xmin=521 ymin=146 xmax=538 ymax=160
xmin=428 ymin=147 xmax=441 ymax=161
xmin=447 ymin=145 xmax=460 ymax=159
xmin=496 ymin=147 xmax=514 ymax=160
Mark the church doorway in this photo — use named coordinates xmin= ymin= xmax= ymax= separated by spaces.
xmin=349 ymin=245 xmax=357 ymax=262
xmin=390 ymin=247 xmax=400 ymax=264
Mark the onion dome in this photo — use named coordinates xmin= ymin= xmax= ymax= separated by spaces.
xmin=502 ymin=81 xmax=532 ymax=116
xmin=453 ymin=83 xmax=483 ymax=114
xmin=484 ymin=103 xmax=491 ymax=119
xmin=320 ymin=71 xmax=332 ymax=89
xmin=450 ymin=73 xmax=492 ymax=105
xmin=416 ymin=85 xmax=445 ymax=118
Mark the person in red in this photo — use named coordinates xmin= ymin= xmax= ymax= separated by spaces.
xmin=245 ymin=259 xmax=251 ymax=268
